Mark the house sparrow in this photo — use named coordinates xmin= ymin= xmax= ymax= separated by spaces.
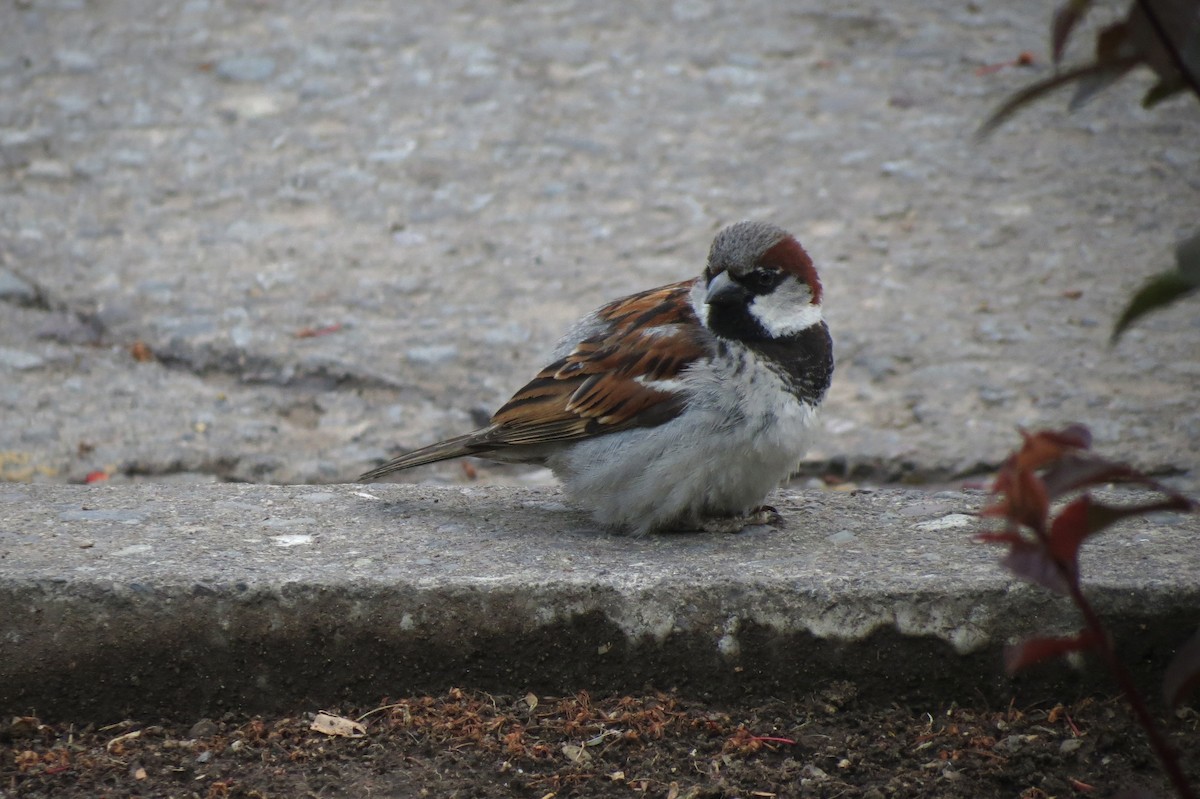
xmin=361 ymin=220 xmax=833 ymax=535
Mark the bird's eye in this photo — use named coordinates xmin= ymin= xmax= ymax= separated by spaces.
xmin=740 ymin=268 xmax=783 ymax=294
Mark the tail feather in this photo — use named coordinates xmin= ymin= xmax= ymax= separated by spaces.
xmin=359 ymin=431 xmax=489 ymax=481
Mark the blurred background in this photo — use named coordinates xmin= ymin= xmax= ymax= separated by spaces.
xmin=1 ymin=0 xmax=1197 ymax=492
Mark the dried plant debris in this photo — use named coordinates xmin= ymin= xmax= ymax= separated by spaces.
xmin=3 ymin=688 xmax=1197 ymax=798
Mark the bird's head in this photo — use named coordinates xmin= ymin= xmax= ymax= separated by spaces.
xmin=698 ymin=220 xmax=823 ymax=342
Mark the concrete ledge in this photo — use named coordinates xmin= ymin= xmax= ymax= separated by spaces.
xmin=2 ymin=484 xmax=1197 ymax=721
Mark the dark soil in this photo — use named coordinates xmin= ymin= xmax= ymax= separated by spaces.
xmin=4 ymin=686 xmax=1197 ymax=799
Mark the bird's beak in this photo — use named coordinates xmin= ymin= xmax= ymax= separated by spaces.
xmin=705 ymin=271 xmax=748 ymax=307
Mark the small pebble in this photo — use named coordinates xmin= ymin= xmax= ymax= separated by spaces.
xmin=0 ymin=269 xmax=38 ymax=305
xmin=913 ymin=514 xmax=974 ymax=532
xmin=978 ymin=386 xmax=1016 ymax=406
xmin=214 ymin=55 xmax=276 ymax=82
xmin=0 ymin=348 xmax=46 ymax=371
xmin=826 ymin=529 xmax=858 ymax=545
xmin=1060 ymin=738 xmax=1084 ymax=755
xmin=188 ymin=718 xmax=219 ymax=739
xmin=24 ymin=160 xmax=73 ymax=181
xmin=59 ymin=509 xmax=145 ymax=522
xmin=218 ymin=93 xmax=284 ymax=119
xmin=270 ymin=534 xmax=314 ymax=547
xmin=405 ymin=345 xmax=459 ymax=365
xmin=111 ymin=149 xmax=148 ymax=167
xmin=54 ymin=50 xmax=98 ymax=73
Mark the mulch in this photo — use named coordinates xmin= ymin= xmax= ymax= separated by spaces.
xmin=4 ymin=685 xmax=1198 ymax=798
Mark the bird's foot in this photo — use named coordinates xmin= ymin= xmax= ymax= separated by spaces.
xmin=697 ymin=505 xmax=784 ymax=534
xmin=747 ymin=504 xmax=784 ymax=527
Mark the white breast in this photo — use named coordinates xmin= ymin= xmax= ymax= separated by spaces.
xmin=546 ymin=344 xmax=820 ymax=536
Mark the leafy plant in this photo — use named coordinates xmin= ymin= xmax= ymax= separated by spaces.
xmin=978 ymin=0 xmax=1200 ymax=339
xmin=978 ymin=424 xmax=1199 ymax=798
xmin=1113 ymin=231 xmax=1200 ymax=341
xmin=980 ymin=0 xmax=1200 ymax=134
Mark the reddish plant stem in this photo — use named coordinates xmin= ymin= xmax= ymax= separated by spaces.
xmin=1061 ymin=567 xmax=1195 ymax=799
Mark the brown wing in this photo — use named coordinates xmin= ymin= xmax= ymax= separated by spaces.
xmin=359 ymin=280 xmax=710 ymax=480
xmin=486 ymin=280 xmax=711 ymax=446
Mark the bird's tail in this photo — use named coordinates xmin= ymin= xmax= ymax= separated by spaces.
xmin=359 ymin=431 xmax=489 ymax=481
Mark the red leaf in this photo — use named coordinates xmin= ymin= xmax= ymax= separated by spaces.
xmin=1004 ymin=465 xmax=1050 ymax=535
xmin=975 ymin=530 xmax=1071 ymax=592
xmin=1095 ymin=19 xmax=1134 ymax=62
xmin=974 ymin=530 xmax=1026 ymax=547
xmin=1045 ymin=423 xmax=1093 ymax=450
xmin=84 ymin=471 xmax=109 ymax=484
xmin=977 ymin=57 xmax=1141 ymax=137
xmin=1163 ymin=627 xmax=1200 ymax=709
xmin=1000 ymin=537 xmax=1070 ymax=595
xmin=1040 ymin=455 xmax=1140 ymax=499
xmin=1051 ymin=495 xmax=1197 ymax=567
xmin=1051 ymin=0 xmax=1093 ymax=64
xmin=1005 ymin=630 xmax=1100 ymax=675
xmin=1013 ymin=425 xmax=1092 ymax=473
xmin=1046 ymin=497 xmax=1091 ymax=569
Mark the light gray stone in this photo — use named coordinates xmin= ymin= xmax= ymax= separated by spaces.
xmin=54 ymin=50 xmax=98 ymax=73
xmin=0 ymin=1 xmax=1193 ymax=518
xmin=2 ymin=483 xmax=1196 ymax=719
xmin=0 ymin=347 xmax=45 ymax=370
xmin=405 ymin=345 xmax=459 ymax=365
xmin=0 ymin=269 xmax=38 ymax=305
xmin=214 ymin=55 xmax=277 ymax=82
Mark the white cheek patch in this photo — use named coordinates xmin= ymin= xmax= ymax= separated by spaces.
xmin=749 ymin=281 xmax=823 ymax=337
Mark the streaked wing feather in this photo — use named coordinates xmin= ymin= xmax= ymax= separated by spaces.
xmin=488 ymin=280 xmax=709 ymax=445
xmin=358 ymin=431 xmax=489 ymax=480
xmin=478 ymin=418 xmax=600 ymax=445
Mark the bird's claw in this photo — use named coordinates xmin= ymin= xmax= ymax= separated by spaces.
xmin=696 ymin=505 xmax=784 ymax=534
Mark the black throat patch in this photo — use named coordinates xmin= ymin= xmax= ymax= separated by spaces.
xmin=705 ymin=301 xmax=771 ymax=343
xmin=744 ymin=322 xmax=834 ymax=406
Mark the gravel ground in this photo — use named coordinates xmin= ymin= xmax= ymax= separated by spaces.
xmin=2 ymin=4 xmax=1198 ymax=794
xmin=1 ymin=0 xmax=1198 ymax=490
